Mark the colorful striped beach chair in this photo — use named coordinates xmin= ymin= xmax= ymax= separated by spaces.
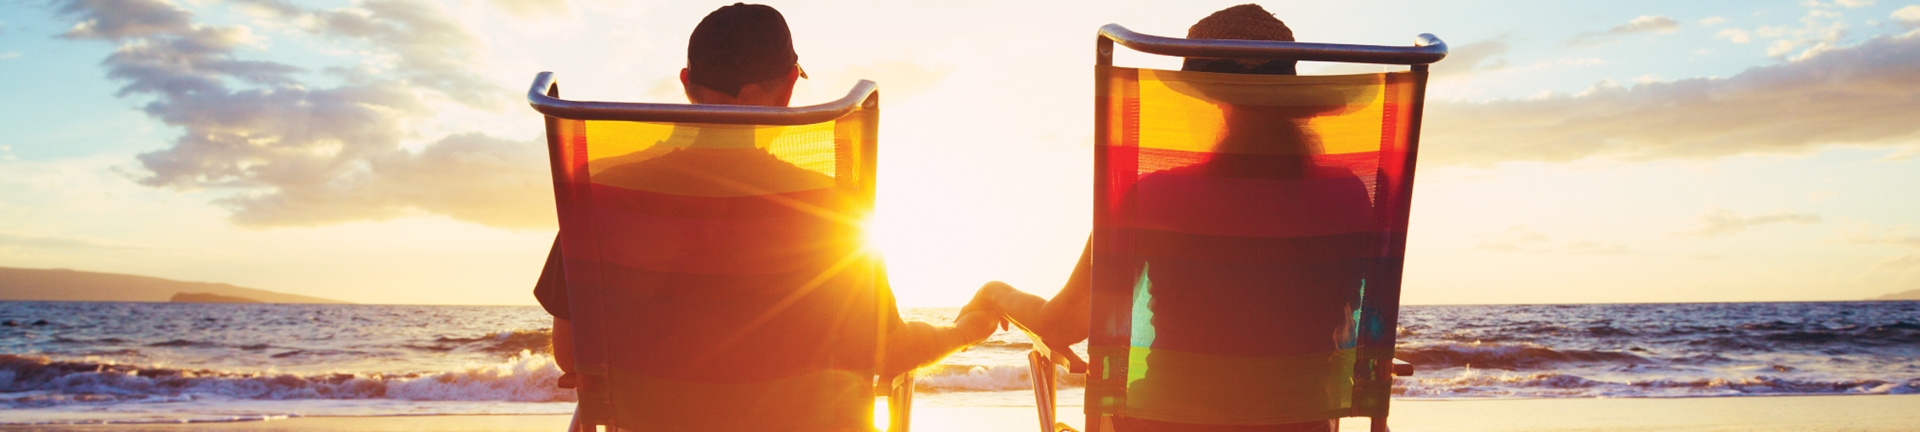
xmin=527 ymin=73 xmax=913 ymax=432
xmin=1020 ymin=25 xmax=1445 ymax=432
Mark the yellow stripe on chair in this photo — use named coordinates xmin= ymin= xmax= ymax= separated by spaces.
xmin=583 ymin=121 xmax=841 ymax=197
xmin=1132 ymin=69 xmax=1392 ymax=157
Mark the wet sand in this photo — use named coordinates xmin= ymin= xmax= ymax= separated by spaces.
xmin=16 ymin=394 xmax=1919 ymax=431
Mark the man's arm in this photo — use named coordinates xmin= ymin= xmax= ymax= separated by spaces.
xmin=535 ymin=237 xmax=578 ymax=388
xmin=875 ymin=312 xmax=997 ymax=377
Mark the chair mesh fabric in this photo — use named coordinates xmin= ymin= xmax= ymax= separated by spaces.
xmin=545 ymin=106 xmax=884 ymax=431
xmin=1085 ymin=66 xmax=1425 ymax=429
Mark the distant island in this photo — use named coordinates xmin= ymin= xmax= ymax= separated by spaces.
xmin=169 ymin=292 xmax=264 ymax=303
xmin=1876 ymin=289 xmax=1920 ymax=301
xmin=0 ymin=267 xmax=345 ymax=304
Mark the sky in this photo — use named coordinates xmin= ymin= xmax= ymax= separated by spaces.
xmin=1 ymin=0 xmax=1917 ymax=306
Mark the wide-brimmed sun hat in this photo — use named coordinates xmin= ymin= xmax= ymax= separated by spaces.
xmin=1182 ymin=4 xmax=1298 ymax=75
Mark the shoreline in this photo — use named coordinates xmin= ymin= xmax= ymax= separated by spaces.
xmin=11 ymin=394 xmax=1918 ymax=431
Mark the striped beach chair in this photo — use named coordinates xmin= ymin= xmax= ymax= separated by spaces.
xmin=528 ymin=73 xmax=913 ymax=432
xmin=1021 ymin=25 xmax=1445 ymax=432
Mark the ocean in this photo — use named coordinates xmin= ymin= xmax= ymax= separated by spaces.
xmin=1 ymin=301 xmax=1916 ymax=425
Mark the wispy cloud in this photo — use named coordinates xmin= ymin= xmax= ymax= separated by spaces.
xmin=1875 ymin=255 xmax=1920 ymax=271
xmin=1567 ymin=15 xmax=1681 ymax=46
xmin=1717 ymin=28 xmax=1752 ymax=43
xmin=1476 ymin=226 xmax=1631 ymax=255
xmin=56 ymin=0 xmax=549 ymax=228
xmin=1425 ymin=31 xmax=1920 ymax=165
xmin=485 ymin=0 xmax=572 ymax=18
xmin=1430 ymin=36 xmax=1512 ymax=78
xmin=802 ymin=60 xmax=956 ymax=103
xmin=1897 ymin=6 xmax=1920 ymax=28
xmin=1676 ymin=208 xmax=1822 ymax=238
xmin=1839 ymin=226 xmax=1920 ymax=247
xmin=0 ymin=231 xmax=157 ymax=251
xmin=1698 ymin=16 xmax=1729 ymax=26
xmin=1834 ymin=0 xmax=1876 ymax=8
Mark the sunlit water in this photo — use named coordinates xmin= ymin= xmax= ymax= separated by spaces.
xmin=2 ymin=301 xmax=1916 ymax=424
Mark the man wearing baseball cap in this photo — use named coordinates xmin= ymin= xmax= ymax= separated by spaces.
xmin=534 ymin=4 xmax=997 ymax=429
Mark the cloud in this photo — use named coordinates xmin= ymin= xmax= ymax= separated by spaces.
xmin=1424 ymin=31 xmax=1920 ymax=165
xmin=1567 ymin=15 xmax=1681 ymax=46
xmin=1835 ymin=0 xmax=1875 ymax=8
xmin=1475 ymin=226 xmax=1550 ymax=253
xmin=57 ymin=0 xmax=549 ymax=228
xmin=0 ymin=231 xmax=156 ymax=251
xmin=313 ymin=1 xmax=502 ymax=107
xmin=1566 ymin=240 xmax=1633 ymax=255
xmin=804 ymin=60 xmax=955 ymax=104
xmin=1614 ymin=15 xmax=1684 ymax=33
xmin=1717 ymin=28 xmax=1753 ymax=43
xmin=1475 ymin=226 xmax=1631 ymax=255
xmin=1897 ymin=6 xmax=1920 ymax=27
xmin=1839 ymin=226 xmax=1920 ymax=247
xmin=1877 ymin=255 xmax=1920 ymax=271
xmin=487 ymin=0 xmax=572 ymax=18
xmin=0 ymin=52 xmax=18 ymax=60
xmin=1699 ymin=16 xmax=1729 ymax=26
xmin=1430 ymin=36 xmax=1511 ymax=79
xmin=1676 ymin=208 xmax=1822 ymax=238
xmin=228 ymin=0 xmax=305 ymax=18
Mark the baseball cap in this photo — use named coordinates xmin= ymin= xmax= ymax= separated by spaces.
xmin=687 ymin=3 xmax=807 ymax=97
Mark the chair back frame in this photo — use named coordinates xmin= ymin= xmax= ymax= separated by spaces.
xmin=1041 ymin=25 xmax=1446 ymax=432
xmin=527 ymin=72 xmax=906 ymax=431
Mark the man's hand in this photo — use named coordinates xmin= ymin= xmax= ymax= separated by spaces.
xmin=960 ymin=282 xmax=1015 ymax=331
xmin=952 ymin=310 xmax=999 ymax=346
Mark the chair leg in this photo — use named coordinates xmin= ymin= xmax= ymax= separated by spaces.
xmin=1370 ymin=416 xmax=1388 ymax=432
xmin=567 ymin=410 xmax=590 ymax=432
xmin=1029 ymin=351 xmax=1057 ymax=432
xmin=890 ymin=373 xmax=915 ymax=432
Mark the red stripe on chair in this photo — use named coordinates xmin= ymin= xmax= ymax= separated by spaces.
xmin=581 ymin=207 xmax=858 ymax=275
xmin=1116 ymin=172 xmax=1376 ymax=238
xmin=563 ymin=260 xmax=880 ymax=383
xmin=1109 ymin=230 xmax=1380 ymax=264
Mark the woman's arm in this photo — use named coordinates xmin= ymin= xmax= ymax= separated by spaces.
xmin=552 ymin=317 xmax=578 ymax=388
xmin=965 ymin=238 xmax=1093 ymax=346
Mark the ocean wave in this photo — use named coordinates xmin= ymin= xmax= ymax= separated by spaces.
xmin=1394 ymin=342 xmax=1649 ymax=370
xmin=429 ymin=329 xmax=554 ymax=356
xmin=0 ymin=352 xmax=573 ymax=408
xmin=1395 ymin=371 xmax=1920 ymax=398
xmin=912 ymin=364 xmax=1085 ymax=392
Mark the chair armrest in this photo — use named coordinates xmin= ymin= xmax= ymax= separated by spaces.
xmin=1392 ymin=358 xmax=1413 ymax=377
xmin=875 ymin=373 xmax=914 ymax=396
xmin=1005 ymin=316 xmax=1089 ymax=374
xmin=877 ymin=373 xmax=915 ymax=432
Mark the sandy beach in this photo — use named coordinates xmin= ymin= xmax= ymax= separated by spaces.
xmin=13 ymin=394 xmax=1917 ymax=432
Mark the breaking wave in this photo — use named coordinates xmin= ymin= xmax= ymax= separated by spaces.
xmin=0 ymin=351 xmax=573 ymax=408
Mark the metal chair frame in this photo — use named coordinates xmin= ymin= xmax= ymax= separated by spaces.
xmin=1019 ymin=24 xmax=1446 ymax=432
xmin=527 ymin=72 xmax=911 ymax=432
